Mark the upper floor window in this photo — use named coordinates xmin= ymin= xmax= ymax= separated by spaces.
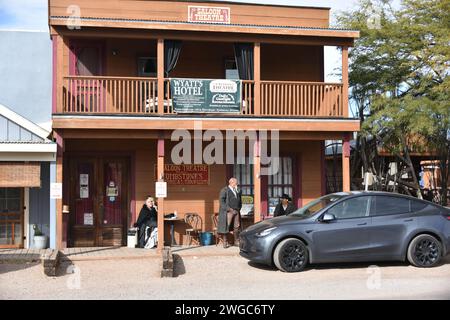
xmin=225 ymin=59 xmax=239 ymax=79
xmin=138 ymin=57 xmax=157 ymax=77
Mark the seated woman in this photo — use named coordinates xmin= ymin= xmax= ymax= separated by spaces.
xmin=273 ymin=194 xmax=296 ymax=217
xmin=134 ymin=196 xmax=158 ymax=248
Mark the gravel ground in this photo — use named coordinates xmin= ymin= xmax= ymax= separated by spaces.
xmin=1 ymin=254 xmax=450 ymax=300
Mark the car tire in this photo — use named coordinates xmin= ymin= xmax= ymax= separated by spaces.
xmin=407 ymin=234 xmax=442 ymax=268
xmin=273 ymin=238 xmax=309 ymax=272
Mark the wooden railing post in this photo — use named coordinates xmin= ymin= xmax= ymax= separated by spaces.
xmin=342 ymin=46 xmax=349 ymax=118
xmin=254 ymin=42 xmax=261 ymax=115
xmin=157 ymin=39 xmax=165 ymax=115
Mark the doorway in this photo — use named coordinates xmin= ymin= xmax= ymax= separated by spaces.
xmin=68 ymin=157 xmax=130 ymax=247
xmin=0 ymin=188 xmax=24 ymax=248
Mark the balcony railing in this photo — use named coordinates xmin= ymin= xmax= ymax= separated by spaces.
xmin=61 ymin=76 xmax=343 ymax=117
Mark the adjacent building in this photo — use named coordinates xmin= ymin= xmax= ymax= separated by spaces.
xmin=0 ymin=30 xmax=56 ymax=249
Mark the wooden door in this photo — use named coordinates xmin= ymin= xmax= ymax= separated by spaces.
xmin=69 ymin=157 xmax=129 ymax=247
xmin=69 ymin=41 xmax=105 ymax=112
xmin=70 ymin=158 xmax=97 ymax=247
xmin=0 ymin=188 xmax=24 ymax=248
xmin=98 ymin=158 xmax=128 ymax=247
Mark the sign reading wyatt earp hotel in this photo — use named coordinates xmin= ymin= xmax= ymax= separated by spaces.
xmin=170 ymin=78 xmax=242 ymax=113
xmin=188 ymin=6 xmax=231 ymax=24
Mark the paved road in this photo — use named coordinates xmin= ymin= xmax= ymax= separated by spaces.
xmin=1 ymin=254 xmax=449 ymax=299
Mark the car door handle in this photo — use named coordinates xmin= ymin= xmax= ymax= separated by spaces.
xmin=357 ymin=222 xmax=367 ymax=226
xmin=404 ymin=218 xmax=413 ymax=222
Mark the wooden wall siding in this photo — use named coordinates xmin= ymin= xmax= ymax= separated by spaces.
xmin=64 ymin=138 xmax=324 ymax=244
xmin=49 ymin=0 xmax=330 ymax=29
xmin=261 ymin=44 xmax=323 ymax=82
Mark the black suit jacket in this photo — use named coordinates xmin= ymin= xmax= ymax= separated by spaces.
xmin=273 ymin=202 xmax=296 ymax=217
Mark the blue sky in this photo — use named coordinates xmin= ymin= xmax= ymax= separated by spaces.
xmin=0 ymin=0 xmax=365 ymax=89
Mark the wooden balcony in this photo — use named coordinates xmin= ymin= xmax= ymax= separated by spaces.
xmin=60 ymin=76 xmax=344 ymax=117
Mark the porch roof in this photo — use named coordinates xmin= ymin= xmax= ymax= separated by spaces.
xmin=49 ymin=16 xmax=359 ymax=40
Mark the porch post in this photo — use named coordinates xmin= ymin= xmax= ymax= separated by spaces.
xmin=55 ymin=131 xmax=64 ymax=249
xmin=157 ymin=39 xmax=165 ymax=115
xmin=342 ymin=133 xmax=351 ymax=192
xmin=254 ymin=42 xmax=261 ymax=115
xmin=156 ymin=136 xmax=165 ymax=251
xmin=342 ymin=46 xmax=349 ymax=118
xmin=253 ymin=136 xmax=261 ymax=223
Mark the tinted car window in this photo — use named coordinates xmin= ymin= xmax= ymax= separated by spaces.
xmin=327 ymin=196 xmax=370 ymax=219
xmin=410 ymin=200 xmax=428 ymax=212
xmin=370 ymin=196 xmax=410 ymax=216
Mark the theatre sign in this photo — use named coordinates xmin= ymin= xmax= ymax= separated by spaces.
xmin=188 ymin=6 xmax=230 ymax=24
xmin=170 ymin=78 xmax=242 ymax=113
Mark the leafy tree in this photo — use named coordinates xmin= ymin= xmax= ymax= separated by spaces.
xmin=336 ymin=0 xmax=449 ymax=205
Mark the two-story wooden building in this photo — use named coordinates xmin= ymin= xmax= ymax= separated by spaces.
xmin=49 ymin=0 xmax=359 ymax=249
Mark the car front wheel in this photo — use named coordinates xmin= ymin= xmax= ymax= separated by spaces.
xmin=407 ymin=234 xmax=442 ymax=268
xmin=273 ymin=238 xmax=309 ymax=272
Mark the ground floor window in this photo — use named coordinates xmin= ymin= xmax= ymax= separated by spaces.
xmin=267 ymin=157 xmax=294 ymax=215
xmin=232 ymin=156 xmax=295 ymax=217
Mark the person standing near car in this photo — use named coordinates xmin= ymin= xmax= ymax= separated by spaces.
xmin=218 ymin=177 xmax=242 ymax=248
xmin=273 ymin=193 xmax=296 ymax=217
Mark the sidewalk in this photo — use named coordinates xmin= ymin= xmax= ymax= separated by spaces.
xmin=0 ymin=245 xmax=240 ymax=263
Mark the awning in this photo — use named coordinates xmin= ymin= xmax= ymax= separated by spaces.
xmin=0 ymin=162 xmax=41 ymax=187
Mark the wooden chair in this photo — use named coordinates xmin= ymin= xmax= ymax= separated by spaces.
xmin=211 ymin=213 xmax=224 ymax=246
xmin=184 ymin=213 xmax=202 ymax=246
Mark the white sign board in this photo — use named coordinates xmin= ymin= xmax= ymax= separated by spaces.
xmin=84 ymin=213 xmax=94 ymax=225
xmin=155 ymin=181 xmax=167 ymax=198
xmin=50 ymin=183 xmax=62 ymax=199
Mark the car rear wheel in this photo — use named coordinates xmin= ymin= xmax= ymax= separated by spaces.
xmin=407 ymin=234 xmax=442 ymax=268
xmin=273 ymin=238 xmax=309 ymax=272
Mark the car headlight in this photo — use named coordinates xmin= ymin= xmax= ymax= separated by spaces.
xmin=255 ymin=226 xmax=277 ymax=237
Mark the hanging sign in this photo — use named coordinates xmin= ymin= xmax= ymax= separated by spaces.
xmin=170 ymin=78 xmax=241 ymax=113
xmin=84 ymin=213 xmax=94 ymax=225
xmin=50 ymin=183 xmax=62 ymax=199
xmin=188 ymin=6 xmax=230 ymax=24
xmin=155 ymin=181 xmax=167 ymax=198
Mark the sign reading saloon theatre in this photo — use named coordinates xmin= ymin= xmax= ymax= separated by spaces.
xmin=188 ymin=6 xmax=230 ymax=24
xmin=170 ymin=78 xmax=242 ymax=113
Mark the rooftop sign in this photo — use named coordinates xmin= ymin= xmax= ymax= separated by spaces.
xmin=188 ymin=6 xmax=230 ymax=24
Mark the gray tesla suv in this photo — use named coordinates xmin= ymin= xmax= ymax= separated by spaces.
xmin=239 ymin=191 xmax=450 ymax=272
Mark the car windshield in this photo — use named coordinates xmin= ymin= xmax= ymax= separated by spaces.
xmin=289 ymin=194 xmax=346 ymax=218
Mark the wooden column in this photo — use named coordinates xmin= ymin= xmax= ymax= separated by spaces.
xmin=254 ymin=42 xmax=261 ymax=115
xmin=157 ymin=39 xmax=165 ymax=115
xmin=52 ymin=33 xmax=64 ymax=113
xmin=55 ymin=131 xmax=64 ymax=249
xmin=342 ymin=133 xmax=351 ymax=192
xmin=156 ymin=137 xmax=165 ymax=251
xmin=342 ymin=46 xmax=349 ymax=118
xmin=253 ymin=137 xmax=261 ymax=223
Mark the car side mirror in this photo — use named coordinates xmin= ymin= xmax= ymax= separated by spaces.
xmin=321 ymin=213 xmax=336 ymax=223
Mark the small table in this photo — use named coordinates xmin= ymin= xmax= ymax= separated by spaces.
xmin=164 ymin=217 xmax=184 ymax=246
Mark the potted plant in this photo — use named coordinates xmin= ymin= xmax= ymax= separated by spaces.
xmin=33 ymin=224 xmax=48 ymax=249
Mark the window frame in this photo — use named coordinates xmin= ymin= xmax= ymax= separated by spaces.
xmin=325 ymin=195 xmax=372 ymax=220
xmin=369 ymin=195 xmax=412 ymax=217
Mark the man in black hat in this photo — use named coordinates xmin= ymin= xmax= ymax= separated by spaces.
xmin=273 ymin=193 xmax=296 ymax=217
